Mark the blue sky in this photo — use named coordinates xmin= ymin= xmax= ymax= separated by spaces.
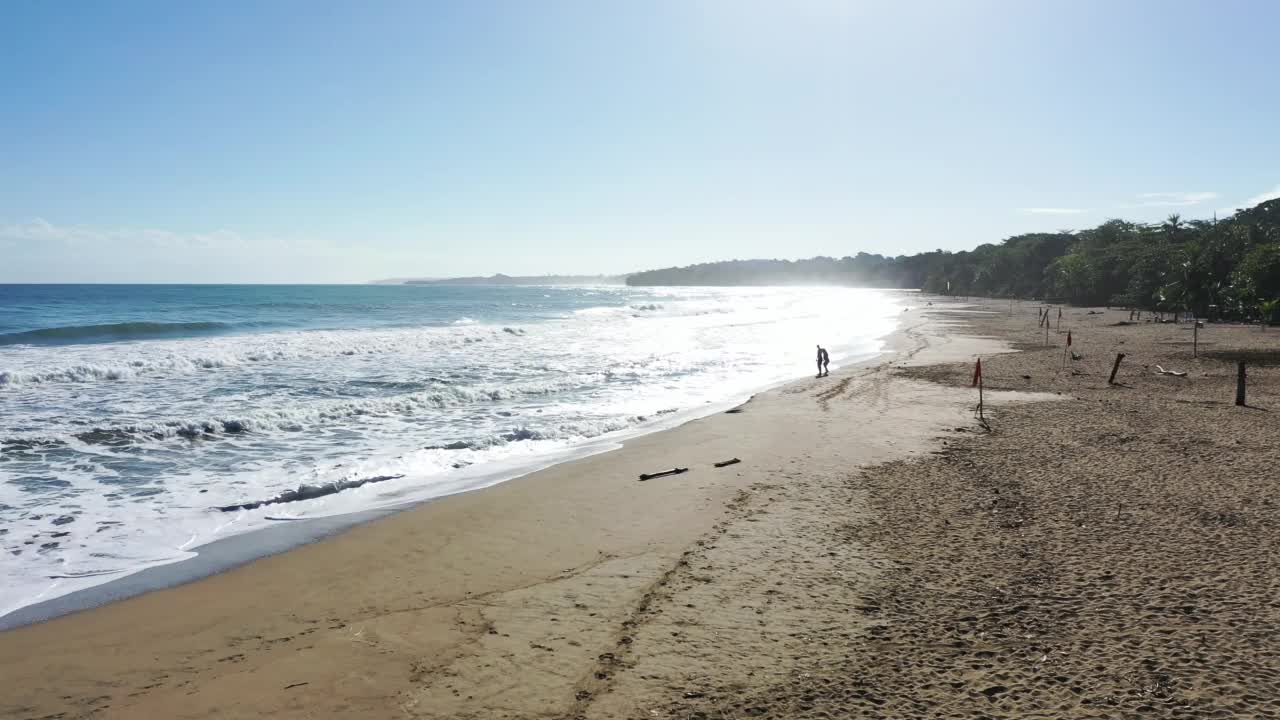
xmin=3 ymin=0 xmax=1278 ymax=283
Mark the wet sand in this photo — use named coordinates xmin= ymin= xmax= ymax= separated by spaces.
xmin=4 ymin=301 xmax=1278 ymax=719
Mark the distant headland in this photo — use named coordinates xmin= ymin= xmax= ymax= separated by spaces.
xmin=373 ymin=274 xmax=627 ymax=286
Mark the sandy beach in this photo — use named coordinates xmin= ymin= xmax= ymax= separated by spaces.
xmin=3 ymin=301 xmax=1278 ymax=719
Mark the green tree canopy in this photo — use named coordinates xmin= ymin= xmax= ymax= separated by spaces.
xmin=626 ymin=198 xmax=1280 ymax=323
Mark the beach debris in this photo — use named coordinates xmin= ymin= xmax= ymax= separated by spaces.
xmin=981 ymin=685 xmax=1009 ymax=697
xmin=638 ymin=467 xmax=688 ymax=481
xmin=724 ymin=407 xmax=744 ymax=414
xmin=284 ymin=682 xmax=309 ymax=690
xmin=1154 ymin=365 xmax=1187 ymax=377
xmin=714 ymin=458 xmax=741 ymax=468
xmin=1108 ymin=353 xmax=1126 ymax=385
xmin=216 ymin=474 xmax=405 ymax=512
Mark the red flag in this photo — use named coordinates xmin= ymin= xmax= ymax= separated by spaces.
xmin=1067 ymin=330 xmax=1072 ymax=347
xmin=972 ymin=357 xmax=982 ymax=387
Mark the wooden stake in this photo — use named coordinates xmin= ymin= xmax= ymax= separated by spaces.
xmin=1237 ymin=361 xmax=1247 ymax=406
xmin=978 ymin=373 xmax=984 ymax=420
xmin=1193 ymin=320 xmax=1199 ymax=358
xmin=1108 ymin=353 xmax=1126 ymax=385
xmin=973 ymin=358 xmax=984 ymax=421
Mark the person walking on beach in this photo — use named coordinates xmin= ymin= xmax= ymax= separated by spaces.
xmin=816 ymin=345 xmax=830 ymax=377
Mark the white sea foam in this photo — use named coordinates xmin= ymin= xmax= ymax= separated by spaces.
xmin=0 ymin=325 xmax=515 ymax=387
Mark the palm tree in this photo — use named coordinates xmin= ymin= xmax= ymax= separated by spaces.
xmin=1260 ymin=299 xmax=1278 ymax=332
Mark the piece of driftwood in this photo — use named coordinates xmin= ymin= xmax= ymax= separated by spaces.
xmin=714 ymin=458 xmax=741 ymax=468
xmin=1108 ymin=353 xmax=1126 ymax=385
xmin=638 ymin=467 xmax=689 ymax=481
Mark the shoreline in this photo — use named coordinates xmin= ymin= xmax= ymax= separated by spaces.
xmin=0 ymin=299 xmax=908 ymax=630
xmin=0 ymin=298 xmax=1004 ymax=719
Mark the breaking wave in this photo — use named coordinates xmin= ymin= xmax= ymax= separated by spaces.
xmin=0 ymin=321 xmax=246 ymax=347
xmin=0 ymin=325 xmax=531 ymax=387
xmin=216 ymin=474 xmax=405 ymax=512
xmin=6 ymin=377 xmax=597 ymax=447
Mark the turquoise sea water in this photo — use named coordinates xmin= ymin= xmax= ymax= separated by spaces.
xmin=0 ymin=283 xmax=903 ymax=617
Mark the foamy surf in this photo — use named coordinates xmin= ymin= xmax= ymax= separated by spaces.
xmin=0 ymin=284 xmax=904 ymax=619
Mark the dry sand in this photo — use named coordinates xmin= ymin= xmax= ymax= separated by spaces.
xmin=2 ymin=301 xmax=1277 ymax=719
xmin=605 ymin=304 xmax=1279 ymax=720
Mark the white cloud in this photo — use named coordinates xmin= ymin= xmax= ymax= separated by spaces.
xmin=0 ymin=218 xmax=252 ymax=251
xmin=1019 ymin=207 xmax=1088 ymax=215
xmin=0 ymin=218 xmax=376 ymax=282
xmin=0 ymin=218 xmax=359 ymax=256
xmin=1133 ymin=191 xmax=1219 ymax=207
xmin=1242 ymin=185 xmax=1280 ymax=206
xmin=1217 ymin=185 xmax=1280 ymax=216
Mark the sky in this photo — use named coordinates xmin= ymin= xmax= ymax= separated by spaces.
xmin=3 ymin=0 xmax=1279 ymax=283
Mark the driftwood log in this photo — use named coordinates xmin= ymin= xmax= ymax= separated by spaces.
xmin=638 ymin=467 xmax=689 ymax=481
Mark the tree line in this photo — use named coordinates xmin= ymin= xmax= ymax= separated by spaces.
xmin=626 ymin=198 xmax=1280 ymax=323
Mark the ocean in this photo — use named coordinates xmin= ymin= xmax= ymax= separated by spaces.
xmin=0 ymin=283 xmax=904 ymax=618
